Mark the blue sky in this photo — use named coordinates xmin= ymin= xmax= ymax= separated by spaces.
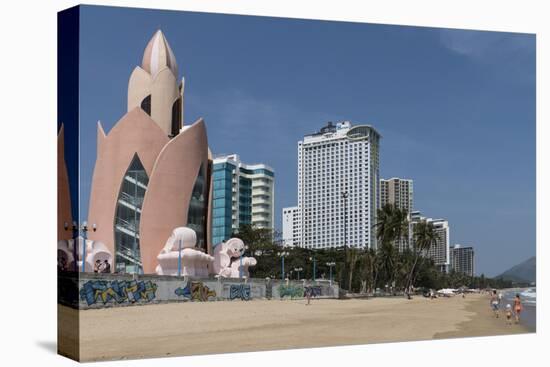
xmin=77 ymin=5 xmax=535 ymax=276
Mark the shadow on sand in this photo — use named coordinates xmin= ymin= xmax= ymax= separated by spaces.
xmin=36 ymin=340 xmax=57 ymax=354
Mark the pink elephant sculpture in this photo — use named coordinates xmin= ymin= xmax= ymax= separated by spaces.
xmin=212 ymin=238 xmax=257 ymax=278
xmin=156 ymin=227 xmax=213 ymax=277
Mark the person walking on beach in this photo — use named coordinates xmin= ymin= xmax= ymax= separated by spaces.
xmin=514 ymin=294 xmax=523 ymax=324
xmin=490 ymin=290 xmax=500 ymax=318
xmin=505 ymin=304 xmax=513 ymax=325
xmin=305 ymin=287 xmax=312 ymax=306
xmin=498 ymin=291 xmax=503 ymax=306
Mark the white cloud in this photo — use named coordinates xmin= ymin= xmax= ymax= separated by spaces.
xmin=438 ymin=28 xmax=535 ymax=84
xmin=439 ymin=28 xmax=534 ymax=59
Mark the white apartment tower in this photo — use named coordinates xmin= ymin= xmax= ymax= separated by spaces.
xmin=410 ymin=211 xmax=450 ymax=273
xmin=428 ymin=218 xmax=450 ymax=273
xmin=282 ymin=206 xmax=301 ymax=247
xmin=450 ymin=244 xmax=475 ymax=277
xmin=284 ymin=121 xmax=381 ymax=250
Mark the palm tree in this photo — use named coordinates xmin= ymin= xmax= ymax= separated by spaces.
xmin=347 ymin=247 xmax=360 ymax=292
xmin=374 ymin=204 xmax=409 ymax=247
xmin=406 ymin=220 xmax=437 ymax=292
xmin=377 ymin=241 xmax=397 ymax=290
xmin=394 ymin=208 xmax=410 ymax=250
xmin=373 ymin=204 xmax=410 ymax=289
xmin=374 ymin=204 xmax=396 ymax=245
xmin=360 ymin=248 xmax=377 ymax=294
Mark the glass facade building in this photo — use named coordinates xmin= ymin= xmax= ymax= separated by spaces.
xmin=212 ymin=161 xmax=236 ymax=245
xmin=211 ymin=154 xmax=275 ymax=246
xmin=114 ymin=154 xmax=148 ymax=274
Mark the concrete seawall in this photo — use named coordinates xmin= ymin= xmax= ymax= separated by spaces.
xmin=58 ymin=272 xmax=339 ymax=309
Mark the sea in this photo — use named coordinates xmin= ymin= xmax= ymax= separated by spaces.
xmin=502 ymin=288 xmax=536 ymax=331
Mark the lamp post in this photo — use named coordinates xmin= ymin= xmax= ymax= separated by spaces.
xmin=342 ymin=190 xmax=349 ymax=289
xmin=342 ymin=190 xmax=349 ymax=249
xmin=64 ymin=221 xmax=79 ymax=272
xmin=294 ymin=267 xmax=303 ymax=280
xmin=80 ymin=222 xmax=97 ymax=272
xmin=81 ymin=222 xmax=87 ymax=272
xmin=326 ymin=261 xmax=336 ymax=286
xmin=177 ymin=236 xmax=183 ymax=277
xmin=309 ymin=256 xmax=317 ymax=281
xmin=277 ymin=251 xmax=289 ymax=281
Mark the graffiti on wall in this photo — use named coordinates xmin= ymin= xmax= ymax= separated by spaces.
xmin=175 ymin=281 xmax=216 ymax=302
xmin=174 ymin=283 xmax=191 ymax=298
xmin=278 ymin=285 xmax=304 ymax=299
xmin=80 ymin=280 xmax=157 ymax=306
xmin=304 ymin=286 xmax=322 ymax=297
xmin=229 ymin=284 xmax=251 ymax=301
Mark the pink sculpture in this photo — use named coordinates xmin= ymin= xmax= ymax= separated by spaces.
xmin=156 ymin=227 xmax=213 ymax=277
xmin=57 ymin=237 xmax=113 ymax=273
xmin=212 ymin=238 xmax=257 ymax=278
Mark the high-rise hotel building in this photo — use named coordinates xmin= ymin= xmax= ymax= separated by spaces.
xmin=410 ymin=211 xmax=450 ymax=273
xmin=283 ymin=121 xmax=381 ymax=249
xmin=450 ymin=244 xmax=475 ymax=276
xmin=282 ymin=206 xmax=301 ymax=247
xmin=381 ymin=177 xmax=414 ymax=251
xmin=380 ymin=178 xmax=413 ymax=213
xmin=212 ymin=154 xmax=275 ymax=246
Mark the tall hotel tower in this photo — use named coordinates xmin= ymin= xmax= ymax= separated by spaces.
xmin=284 ymin=121 xmax=381 ymax=250
xmin=410 ymin=211 xmax=451 ymax=273
xmin=380 ymin=177 xmax=414 ymax=251
xmin=380 ymin=178 xmax=413 ymax=213
xmin=450 ymin=244 xmax=475 ymax=276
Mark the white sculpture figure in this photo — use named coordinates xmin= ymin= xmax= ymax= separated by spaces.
xmin=156 ymin=227 xmax=213 ymax=277
xmin=212 ymin=238 xmax=257 ymax=278
xmin=58 ymin=237 xmax=113 ymax=273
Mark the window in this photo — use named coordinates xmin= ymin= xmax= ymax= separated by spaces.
xmin=171 ymin=97 xmax=182 ymax=137
xmin=187 ymin=164 xmax=209 ymax=249
xmin=140 ymin=95 xmax=151 ymax=116
xmin=114 ymin=154 xmax=148 ymax=274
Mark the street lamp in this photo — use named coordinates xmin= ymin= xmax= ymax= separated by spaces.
xmin=341 ymin=191 xmax=349 ymax=249
xmin=309 ymin=256 xmax=317 ymax=281
xmin=294 ymin=267 xmax=303 ymax=280
xmin=74 ymin=221 xmax=97 ymax=273
xmin=177 ymin=236 xmax=183 ymax=277
xmin=326 ymin=261 xmax=336 ymax=286
xmin=341 ymin=190 xmax=349 ymax=289
xmin=277 ymin=251 xmax=289 ymax=281
xmin=81 ymin=221 xmax=89 ymax=272
xmin=64 ymin=221 xmax=79 ymax=272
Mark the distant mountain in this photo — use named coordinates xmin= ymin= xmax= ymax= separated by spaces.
xmin=496 ymin=256 xmax=536 ymax=283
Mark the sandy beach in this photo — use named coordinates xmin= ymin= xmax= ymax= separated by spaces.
xmin=62 ymin=293 xmax=532 ymax=361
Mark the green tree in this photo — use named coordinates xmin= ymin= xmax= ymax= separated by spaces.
xmin=373 ymin=204 xmax=409 ymax=291
xmin=360 ymin=248 xmax=377 ymax=294
xmin=407 ymin=220 xmax=437 ymax=292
